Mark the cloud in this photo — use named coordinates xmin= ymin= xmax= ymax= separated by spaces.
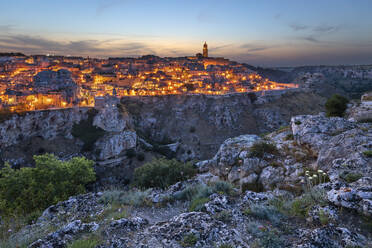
xmin=313 ymin=25 xmax=339 ymax=33
xmin=302 ymin=36 xmax=320 ymax=43
xmin=289 ymin=24 xmax=309 ymax=31
xmin=0 ymin=34 xmax=158 ymax=57
xmin=240 ymin=43 xmax=274 ymax=52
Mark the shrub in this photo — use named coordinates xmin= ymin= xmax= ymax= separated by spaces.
xmin=363 ymin=150 xmax=372 ymax=157
xmin=318 ymin=209 xmax=330 ymax=226
xmin=67 ymin=235 xmax=101 ymax=248
xmin=257 ymin=229 xmax=285 ymax=248
xmin=284 ymin=133 xmax=294 ymax=140
xmin=180 ymin=233 xmax=198 ymax=247
xmin=189 ymin=197 xmax=209 ymax=211
xmin=325 ymin=94 xmax=349 ymax=117
xmin=215 ymin=210 xmax=232 ymax=223
xmin=294 ymin=120 xmax=301 ymax=125
xmin=270 ymin=188 xmax=327 ymax=219
xmin=133 ymin=158 xmax=196 ymax=189
xmin=72 ymin=108 xmax=105 ymax=151
xmin=99 ymin=189 xmax=151 ymax=207
xmin=244 ymin=204 xmax=281 ymax=226
xmin=219 ymin=244 xmax=234 ymax=248
xmin=340 ymin=171 xmax=363 ymax=183
xmin=0 ymin=154 xmax=95 ymax=216
xmin=249 ymin=142 xmax=278 ymax=158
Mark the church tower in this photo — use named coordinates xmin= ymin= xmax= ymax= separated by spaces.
xmin=203 ymin=42 xmax=208 ymax=57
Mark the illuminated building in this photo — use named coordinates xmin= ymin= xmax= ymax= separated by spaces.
xmin=203 ymin=42 xmax=208 ymax=58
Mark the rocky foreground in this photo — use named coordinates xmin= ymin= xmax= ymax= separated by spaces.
xmin=3 ymin=108 xmax=371 ymax=248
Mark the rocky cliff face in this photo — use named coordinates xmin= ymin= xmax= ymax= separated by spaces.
xmin=122 ymin=88 xmax=325 ymax=160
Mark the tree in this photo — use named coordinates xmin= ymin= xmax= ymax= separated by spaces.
xmin=0 ymin=154 xmax=95 ymax=216
xmin=325 ymin=94 xmax=349 ymax=117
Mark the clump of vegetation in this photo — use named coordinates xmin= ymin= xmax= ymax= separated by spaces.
xmin=180 ymin=233 xmax=198 ymax=247
xmin=173 ymin=181 xmax=234 ymax=211
xmin=67 ymin=234 xmax=102 ymax=248
xmin=0 ymin=154 xmax=95 ymax=216
xmin=304 ymin=169 xmax=329 ymax=188
xmin=363 ymin=150 xmax=372 ymax=157
xmin=249 ymin=142 xmax=278 ymax=158
xmin=244 ymin=204 xmax=282 ymax=226
xmin=339 ymin=171 xmax=363 ymax=183
xmin=284 ymin=133 xmax=294 ymax=140
xmin=294 ymin=120 xmax=302 ymax=125
xmin=189 ymin=197 xmax=210 ymax=211
xmin=71 ymin=108 xmax=105 ymax=151
xmin=99 ymin=189 xmax=151 ymax=207
xmin=318 ymin=209 xmax=330 ymax=226
xmin=270 ymin=188 xmax=327 ymax=218
xmin=132 ymin=158 xmax=197 ymax=189
xmin=247 ymin=222 xmax=285 ymax=248
xmin=219 ymin=244 xmax=234 ymax=248
xmin=325 ymin=94 xmax=349 ymax=117
xmin=215 ymin=210 xmax=232 ymax=223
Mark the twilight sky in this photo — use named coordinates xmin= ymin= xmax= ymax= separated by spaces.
xmin=1 ymin=0 xmax=372 ymax=67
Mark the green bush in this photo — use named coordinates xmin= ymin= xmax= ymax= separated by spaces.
xmin=249 ymin=142 xmax=278 ymax=158
xmin=133 ymin=158 xmax=196 ymax=189
xmin=270 ymin=188 xmax=327 ymax=218
xmin=244 ymin=204 xmax=282 ymax=226
xmin=99 ymin=189 xmax=151 ymax=207
xmin=219 ymin=244 xmax=234 ymax=248
xmin=180 ymin=233 xmax=198 ymax=247
xmin=0 ymin=154 xmax=95 ymax=216
xmin=284 ymin=134 xmax=294 ymax=140
xmin=67 ymin=235 xmax=101 ymax=248
xmin=71 ymin=108 xmax=105 ymax=151
xmin=363 ymin=150 xmax=372 ymax=157
xmin=340 ymin=171 xmax=363 ymax=183
xmin=325 ymin=94 xmax=349 ymax=117
xmin=189 ymin=197 xmax=209 ymax=211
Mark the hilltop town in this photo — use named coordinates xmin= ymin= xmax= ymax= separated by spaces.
xmin=0 ymin=43 xmax=297 ymax=112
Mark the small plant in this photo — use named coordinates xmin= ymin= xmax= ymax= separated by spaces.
xmin=278 ymin=125 xmax=289 ymax=132
xmin=284 ymin=133 xmax=294 ymax=140
xmin=219 ymin=244 xmax=234 ymax=248
xmin=244 ymin=204 xmax=282 ymax=226
xmin=249 ymin=142 xmax=278 ymax=158
xmin=325 ymin=94 xmax=349 ymax=117
xmin=294 ymin=120 xmax=301 ymax=125
xmin=99 ymin=189 xmax=151 ymax=207
xmin=318 ymin=209 xmax=330 ymax=226
xmin=189 ymin=197 xmax=209 ymax=211
xmin=215 ymin=210 xmax=232 ymax=223
xmin=304 ymin=169 xmax=329 ymax=189
xmin=67 ymin=235 xmax=101 ymax=248
xmin=133 ymin=158 xmax=196 ymax=189
xmin=363 ymin=150 xmax=372 ymax=157
xmin=339 ymin=171 xmax=363 ymax=183
xmin=180 ymin=233 xmax=198 ymax=247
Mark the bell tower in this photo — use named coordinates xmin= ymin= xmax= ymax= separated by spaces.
xmin=203 ymin=42 xmax=208 ymax=58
